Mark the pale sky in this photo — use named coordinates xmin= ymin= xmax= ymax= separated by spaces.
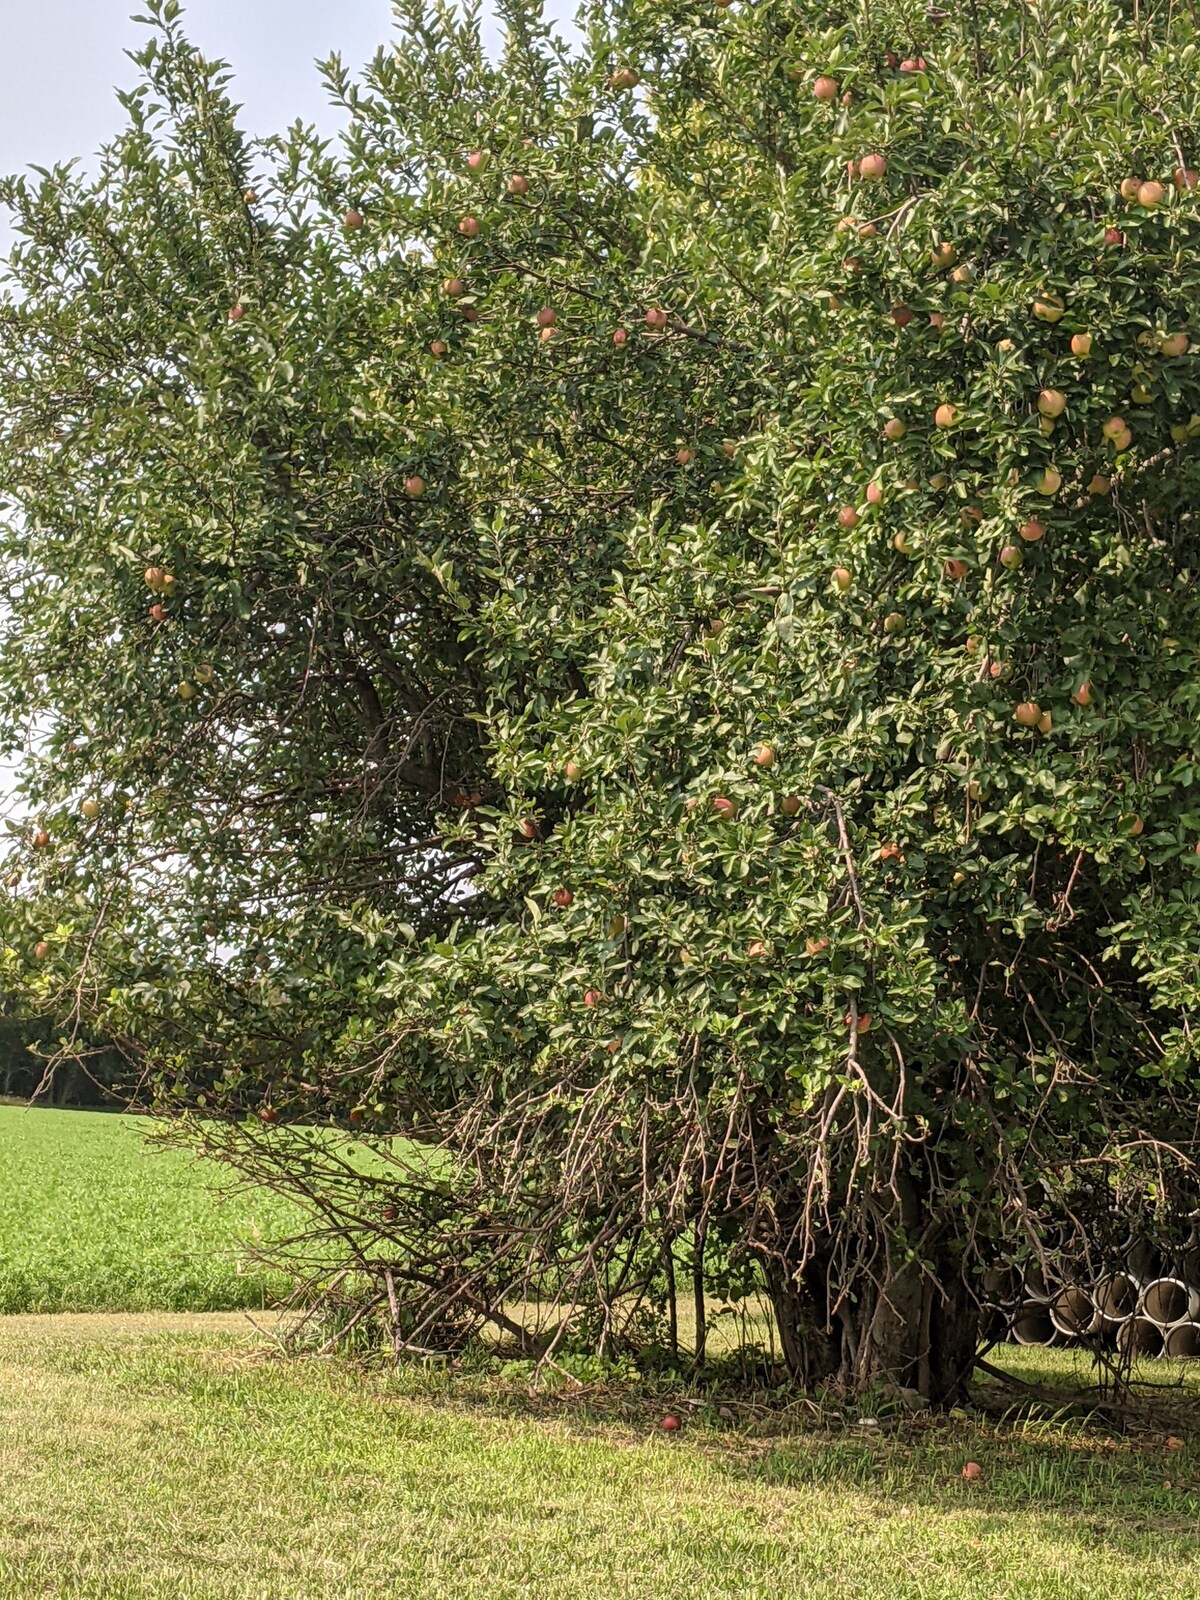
xmin=1 ymin=2 xmax=398 ymax=178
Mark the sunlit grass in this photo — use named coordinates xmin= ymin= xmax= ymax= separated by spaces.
xmin=1 ymin=1313 xmax=1198 ymax=1600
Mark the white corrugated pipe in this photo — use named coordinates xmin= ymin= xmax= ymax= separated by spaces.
xmin=1092 ymin=1271 xmax=1138 ymax=1327
xmin=1138 ymin=1277 xmax=1200 ymax=1326
xmin=1048 ymin=1285 xmax=1099 ymax=1338
xmin=1116 ymin=1316 xmax=1165 ymax=1358
xmin=1163 ymin=1321 xmax=1200 ymax=1359
xmin=1010 ymin=1300 xmax=1057 ymax=1346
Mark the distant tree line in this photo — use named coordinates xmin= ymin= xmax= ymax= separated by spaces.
xmin=0 ymin=998 xmax=126 ymax=1107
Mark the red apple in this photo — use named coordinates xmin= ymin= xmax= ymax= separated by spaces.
xmin=929 ymin=241 xmax=956 ymax=269
xmin=805 ymin=936 xmax=829 ymax=955
xmin=929 ymin=311 xmax=945 ymax=329
xmin=753 ymin=743 xmax=776 ymax=769
xmin=343 ymin=208 xmax=364 ymax=230
xmin=891 ymin=304 xmax=914 ymax=328
xmin=644 ymin=307 xmax=668 ymax=329
xmin=553 ymin=888 xmax=574 ymax=908
xmin=584 ymin=988 xmax=601 ymax=1008
xmin=609 ymin=66 xmax=639 ymax=90
xmin=832 ymin=566 xmax=853 ymax=591
xmin=1014 ymin=701 xmax=1041 ymax=727
xmin=1031 ymin=292 xmax=1065 ymax=322
xmin=837 ymin=505 xmax=860 ymax=528
xmin=661 ymin=1414 xmax=682 ymax=1432
xmin=1120 ymin=176 xmax=1142 ymax=200
xmin=459 ymin=306 xmax=478 ymax=323
xmin=1018 ymin=520 xmax=1045 ymax=542
xmin=258 ymin=1106 xmax=278 ymax=1124
xmin=883 ymin=417 xmax=907 ymax=440
xmin=812 ymin=76 xmax=839 ymax=102
xmin=1137 ymin=180 xmax=1165 ymax=207
xmin=899 ymin=57 xmax=926 ymax=72
xmin=781 ymin=795 xmax=802 ymax=817
xmin=564 ymin=759 xmax=582 ymax=781
xmin=1070 ymin=332 xmax=1093 ymax=357
xmin=33 ymin=940 xmax=50 ymax=960
xmin=712 ymin=795 xmax=737 ymax=820
xmin=404 ymin=474 xmax=426 ymax=499
xmin=1104 ymin=226 xmax=1125 ymax=246
xmin=536 ymin=307 xmax=557 ymax=328
xmin=1174 ymin=166 xmax=1199 ymax=191
xmin=1072 ymin=682 xmax=1092 ymax=706
xmin=934 ymin=402 xmax=957 ymax=428
xmin=676 ymin=447 xmax=694 ymax=466
xmin=866 ymin=481 xmax=884 ymax=505
xmin=227 ymin=304 xmax=244 ymax=323
xmin=962 ymin=1461 xmax=982 ymax=1481
xmin=516 ymin=817 xmax=538 ymax=840
xmin=747 ymin=940 xmax=768 ymax=959
xmin=943 ymin=559 xmax=968 ymax=580
xmin=458 ymin=216 xmax=479 ymax=238
xmin=859 ymin=153 xmax=888 ymax=180
xmin=612 ymin=327 xmax=629 ymax=347
xmin=32 ymin=829 xmax=50 ymax=850
xmin=999 ymin=544 xmax=1023 ymax=570
xmin=466 ymin=149 xmax=488 ymax=172
xmin=442 ymin=277 xmax=465 ymax=297
xmin=507 ymin=173 xmax=529 ymax=195
xmin=150 ymin=603 xmax=166 ymax=622
xmin=429 ymin=339 xmax=448 ymax=357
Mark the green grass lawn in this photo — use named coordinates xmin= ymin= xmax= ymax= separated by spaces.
xmin=0 ymin=1313 xmax=1198 ymax=1600
xmin=2 ymin=1107 xmax=1199 ymax=1596
xmin=0 ymin=1106 xmax=304 ymax=1313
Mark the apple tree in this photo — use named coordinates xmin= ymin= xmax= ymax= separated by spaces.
xmin=4 ymin=0 xmax=1200 ymax=1400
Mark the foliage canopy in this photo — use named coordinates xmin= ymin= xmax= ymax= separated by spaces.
xmin=4 ymin=0 xmax=1200 ymax=1397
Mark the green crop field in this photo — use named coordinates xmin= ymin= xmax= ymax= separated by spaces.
xmin=0 ymin=1105 xmax=305 ymax=1313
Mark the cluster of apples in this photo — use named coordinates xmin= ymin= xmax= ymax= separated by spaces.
xmin=1117 ymin=169 xmax=1198 ymax=208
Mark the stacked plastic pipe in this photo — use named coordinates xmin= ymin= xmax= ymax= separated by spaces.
xmin=985 ymin=1239 xmax=1200 ymax=1358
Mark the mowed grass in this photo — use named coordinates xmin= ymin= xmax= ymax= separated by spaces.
xmin=0 ymin=1106 xmax=304 ymax=1312
xmin=1 ymin=1315 xmax=1199 ymax=1600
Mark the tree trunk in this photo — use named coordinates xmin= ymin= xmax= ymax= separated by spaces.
xmin=767 ymin=1243 xmax=978 ymax=1406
